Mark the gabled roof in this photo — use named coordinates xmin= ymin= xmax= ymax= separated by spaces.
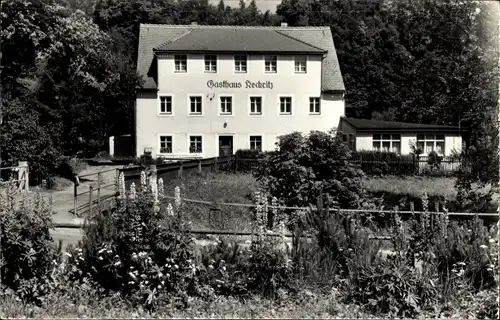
xmin=341 ymin=117 xmax=464 ymax=133
xmin=154 ymin=28 xmax=326 ymax=53
xmin=137 ymin=24 xmax=345 ymax=92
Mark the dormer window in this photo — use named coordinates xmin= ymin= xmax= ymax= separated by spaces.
xmin=174 ymin=55 xmax=187 ymax=72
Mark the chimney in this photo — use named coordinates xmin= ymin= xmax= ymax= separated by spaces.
xmin=281 ymin=22 xmax=288 ymax=27
xmin=191 ymin=21 xmax=198 ymax=25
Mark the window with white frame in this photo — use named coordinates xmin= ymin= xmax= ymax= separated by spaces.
xmin=249 ymin=136 xmax=262 ymax=151
xmin=279 ymin=97 xmax=292 ymax=115
xmin=220 ymin=96 xmax=232 ymax=115
xmin=294 ymin=56 xmax=307 ymax=73
xmin=189 ymin=136 xmax=202 ymax=153
xmin=159 ymin=136 xmax=172 ymax=153
xmin=159 ymin=96 xmax=172 ymax=114
xmin=264 ymin=55 xmax=277 ymax=73
xmin=250 ymin=96 xmax=262 ymax=115
xmin=174 ymin=55 xmax=187 ymax=72
xmin=234 ymin=55 xmax=247 ymax=73
xmin=204 ymin=55 xmax=217 ymax=72
xmin=189 ymin=96 xmax=202 ymax=115
xmin=309 ymin=97 xmax=320 ymax=114
xmin=372 ymin=134 xmax=401 ymax=154
xmin=417 ymin=134 xmax=445 ymax=155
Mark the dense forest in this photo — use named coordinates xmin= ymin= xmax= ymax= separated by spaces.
xmin=1 ymin=0 xmax=498 ymax=188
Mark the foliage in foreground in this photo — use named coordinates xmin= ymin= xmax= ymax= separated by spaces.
xmin=0 ymin=183 xmax=60 ymax=304
xmin=0 ymin=175 xmax=498 ymax=319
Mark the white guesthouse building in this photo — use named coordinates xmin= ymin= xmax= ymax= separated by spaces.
xmin=134 ymin=23 xmax=346 ymax=158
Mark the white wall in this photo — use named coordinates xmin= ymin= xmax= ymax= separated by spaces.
xmin=136 ymin=53 xmax=345 ymax=158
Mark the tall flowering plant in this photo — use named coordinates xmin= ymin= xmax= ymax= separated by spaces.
xmin=67 ymin=172 xmax=196 ymax=309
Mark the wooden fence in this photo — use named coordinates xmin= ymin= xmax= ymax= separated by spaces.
xmin=116 ymin=155 xmax=463 ymax=188
xmin=0 ymin=161 xmax=29 ymax=192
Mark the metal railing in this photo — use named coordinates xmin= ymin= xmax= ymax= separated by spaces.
xmin=73 ymin=167 xmax=120 ymax=217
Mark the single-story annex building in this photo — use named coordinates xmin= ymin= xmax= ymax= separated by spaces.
xmin=337 ymin=117 xmax=465 ymax=157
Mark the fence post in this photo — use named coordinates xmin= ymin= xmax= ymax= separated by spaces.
xmin=214 ymin=157 xmax=218 ymax=172
xmin=73 ymin=182 xmax=78 ymax=216
xmin=178 ymin=162 xmax=183 ymax=180
xmin=88 ymin=186 xmax=93 ymax=221
xmin=234 ymin=154 xmax=239 ymax=173
xmin=18 ymin=161 xmax=29 ymax=192
xmin=97 ymin=172 xmax=101 ymax=211
xmin=198 ymin=159 xmax=202 ymax=173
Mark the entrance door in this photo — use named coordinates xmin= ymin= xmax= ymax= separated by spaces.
xmin=218 ymin=136 xmax=233 ymax=157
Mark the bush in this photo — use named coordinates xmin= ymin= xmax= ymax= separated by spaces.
xmin=254 ymin=130 xmax=367 ymax=210
xmin=234 ymin=149 xmax=266 ymax=173
xmin=0 ymin=184 xmax=60 ymax=304
xmin=346 ymin=257 xmax=421 ymax=318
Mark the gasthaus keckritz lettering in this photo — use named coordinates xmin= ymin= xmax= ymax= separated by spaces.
xmin=206 ymin=80 xmax=274 ymax=90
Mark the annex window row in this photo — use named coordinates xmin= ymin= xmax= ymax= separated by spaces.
xmin=158 ymin=135 xmax=264 ymax=154
xmin=173 ymin=55 xmax=308 ymax=74
xmin=158 ymin=96 xmax=321 ymax=116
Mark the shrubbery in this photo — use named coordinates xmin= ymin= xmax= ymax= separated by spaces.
xmin=254 ymin=131 xmax=367 ymax=210
xmin=1 ymin=172 xmax=498 ymax=319
xmin=351 ymin=150 xmax=417 ymax=176
xmin=0 ymin=183 xmax=60 ymax=304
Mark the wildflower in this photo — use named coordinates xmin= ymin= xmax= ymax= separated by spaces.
xmin=222 ymin=266 xmax=226 ymax=271
xmin=64 ymin=252 xmax=72 ymax=258
xmin=129 ymin=272 xmax=137 ymax=281
xmin=114 ymin=261 xmax=121 ymax=267
xmin=157 ymin=284 xmax=162 ymax=289
xmin=166 ymin=203 xmax=174 ymax=216
xmin=174 ymin=264 xmax=179 ymax=270
xmin=174 ymin=186 xmax=181 ymax=209
xmin=489 ymin=239 xmax=496 ymax=244
xmin=480 ymin=245 xmax=488 ymax=249
xmin=457 ymin=262 xmax=466 ymax=266
xmin=130 ymin=182 xmax=136 ymax=199
xmin=209 ymin=265 xmax=214 ymax=269
xmin=140 ymin=171 xmax=147 ymax=192
xmin=98 ymin=248 xmax=105 ymax=255
xmin=487 ymin=268 xmax=493 ymax=272
xmin=161 ymin=281 xmax=165 ymax=285
xmin=158 ymin=178 xmax=164 ymax=197
xmin=158 ymin=272 xmax=163 ymax=278
xmin=131 ymin=253 xmax=138 ymax=261
xmin=118 ymin=172 xmax=126 ymax=198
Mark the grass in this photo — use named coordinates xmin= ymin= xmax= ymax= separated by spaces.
xmin=363 ymin=175 xmax=457 ymax=200
xmin=161 ymin=171 xmax=259 ymax=232
xmin=0 ymin=287 xmax=373 ymax=319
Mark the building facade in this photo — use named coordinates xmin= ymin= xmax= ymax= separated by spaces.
xmin=135 ymin=23 xmax=346 ymax=158
xmin=338 ymin=117 xmax=464 ymax=157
